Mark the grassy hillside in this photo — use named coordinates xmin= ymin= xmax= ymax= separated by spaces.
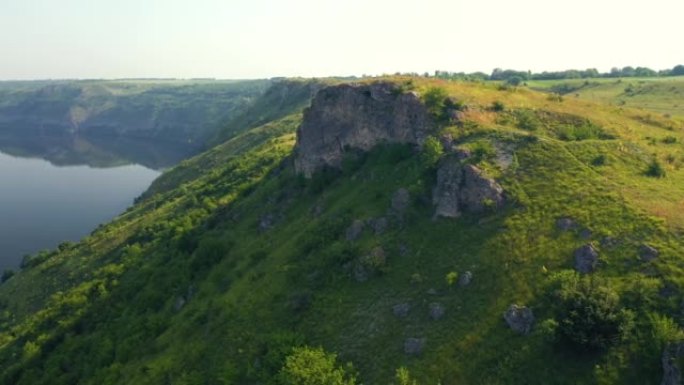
xmin=527 ymin=76 xmax=684 ymax=120
xmin=2 ymin=77 xmax=684 ymax=385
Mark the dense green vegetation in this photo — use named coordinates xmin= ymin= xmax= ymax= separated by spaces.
xmin=2 ymin=76 xmax=684 ymax=384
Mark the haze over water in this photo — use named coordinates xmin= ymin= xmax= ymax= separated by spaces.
xmin=0 ymin=151 xmax=160 ymax=271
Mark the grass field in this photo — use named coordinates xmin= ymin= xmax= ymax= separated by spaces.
xmin=527 ymin=76 xmax=684 ymax=119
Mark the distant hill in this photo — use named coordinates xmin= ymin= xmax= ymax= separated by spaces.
xmin=2 ymin=76 xmax=684 ymax=385
xmin=527 ymin=76 xmax=684 ymax=119
xmin=0 ymin=79 xmax=271 ymax=151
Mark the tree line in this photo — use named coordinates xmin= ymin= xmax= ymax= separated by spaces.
xmin=430 ymin=65 xmax=684 ymax=82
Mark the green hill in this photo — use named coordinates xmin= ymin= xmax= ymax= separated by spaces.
xmin=2 ymin=77 xmax=684 ymax=385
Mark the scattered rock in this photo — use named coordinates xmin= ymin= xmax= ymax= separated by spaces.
xmin=439 ymin=133 xmax=454 ymax=151
xmin=398 ymin=243 xmax=410 ymax=257
xmin=353 ymin=264 xmax=369 ymax=282
xmin=574 ymin=244 xmax=599 ymax=274
xmin=429 ymin=303 xmax=445 ymax=320
xmin=556 ymin=217 xmax=576 ymax=231
xmin=404 ymin=338 xmax=426 ymax=355
xmin=601 ymin=236 xmax=619 ymax=248
xmin=391 ymin=188 xmax=411 ymax=213
xmin=426 ymin=288 xmax=439 ymax=296
xmin=173 ymin=296 xmax=186 ymax=312
xmin=661 ymin=343 xmax=684 ymax=385
xmin=579 ymin=228 xmax=592 ymax=240
xmin=289 ymin=292 xmax=312 ymax=312
xmin=345 ymin=219 xmax=365 ymax=241
xmin=455 ymin=148 xmax=472 ymax=160
xmin=294 ymin=82 xmax=433 ymax=177
xmin=503 ymin=304 xmax=535 ymax=335
xmin=446 ymin=109 xmax=466 ymax=124
xmin=458 ymin=271 xmax=473 ymax=287
xmin=369 ymin=217 xmax=388 ymax=235
xmin=640 ymin=244 xmax=659 ymax=262
xmin=310 ymin=203 xmax=324 ymax=217
xmin=392 ymin=303 xmax=411 ymax=318
xmin=259 ymin=213 xmax=275 ymax=232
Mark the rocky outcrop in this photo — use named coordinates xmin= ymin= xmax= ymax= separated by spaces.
xmin=294 ymin=82 xmax=433 ymax=177
xmin=433 ymin=158 xmax=505 ymax=218
xmin=503 ymin=304 xmax=535 ymax=335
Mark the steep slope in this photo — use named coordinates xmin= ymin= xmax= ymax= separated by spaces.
xmin=2 ymin=78 xmax=684 ymax=385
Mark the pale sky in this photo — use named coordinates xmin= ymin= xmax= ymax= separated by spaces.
xmin=1 ymin=0 xmax=682 ymax=80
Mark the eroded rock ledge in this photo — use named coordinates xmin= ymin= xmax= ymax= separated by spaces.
xmin=432 ymin=158 xmax=505 ymax=218
xmin=294 ymin=82 xmax=433 ymax=177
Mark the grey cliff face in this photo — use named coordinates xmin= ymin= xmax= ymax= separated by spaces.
xmin=294 ymin=82 xmax=433 ymax=177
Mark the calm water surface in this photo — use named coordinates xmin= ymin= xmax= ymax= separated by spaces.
xmin=0 ymin=151 xmax=160 ymax=271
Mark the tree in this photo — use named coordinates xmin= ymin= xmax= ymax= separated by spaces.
xmin=553 ymin=275 xmax=634 ymax=350
xmin=671 ymin=65 xmax=684 ymax=76
xmin=279 ymin=346 xmax=356 ymax=385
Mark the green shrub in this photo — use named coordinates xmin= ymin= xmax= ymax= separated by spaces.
xmin=552 ymin=275 xmax=634 ymax=350
xmin=591 ymin=154 xmax=607 ymax=166
xmin=421 ymin=136 xmax=444 ymax=167
xmin=491 ymin=101 xmax=506 ymax=112
xmin=395 ymin=367 xmax=418 ymax=385
xmin=445 ymin=271 xmax=458 ymax=286
xmin=279 ymin=346 xmax=356 ymax=385
xmin=422 ymin=87 xmax=448 ymax=118
xmin=645 ymin=158 xmax=666 ymax=178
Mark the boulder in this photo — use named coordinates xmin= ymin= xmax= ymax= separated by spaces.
xmin=455 ymin=148 xmax=472 ymax=160
xmin=353 ymin=264 xmax=369 ymax=282
xmin=579 ymin=228 xmax=592 ymax=240
xmin=640 ymin=244 xmax=659 ymax=262
xmin=661 ymin=343 xmax=684 ymax=385
xmin=259 ymin=213 xmax=275 ymax=232
xmin=429 ymin=303 xmax=445 ymax=320
xmin=556 ymin=217 xmax=576 ymax=231
xmin=458 ymin=271 xmax=473 ymax=287
xmin=391 ymin=188 xmax=411 ymax=213
xmin=404 ymin=338 xmax=426 ymax=355
xmin=601 ymin=236 xmax=619 ymax=248
xmin=294 ymin=82 xmax=433 ymax=177
xmin=345 ymin=219 xmax=365 ymax=241
xmin=369 ymin=217 xmax=388 ymax=235
xmin=503 ymin=304 xmax=535 ymax=335
xmin=574 ymin=244 xmax=599 ymax=273
xmin=392 ymin=303 xmax=411 ymax=318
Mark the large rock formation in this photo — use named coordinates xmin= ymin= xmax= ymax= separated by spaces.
xmin=294 ymin=82 xmax=433 ymax=177
xmin=432 ymin=158 xmax=505 ymax=218
xmin=662 ymin=343 xmax=683 ymax=385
